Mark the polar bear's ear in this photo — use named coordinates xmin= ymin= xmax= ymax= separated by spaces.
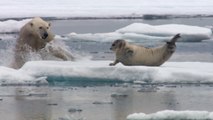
xmin=30 ymin=22 xmax=33 ymax=27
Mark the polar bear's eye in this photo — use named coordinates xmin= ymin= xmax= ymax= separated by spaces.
xmin=39 ymin=27 xmax=43 ymax=29
xmin=47 ymin=27 xmax=49 ymax=29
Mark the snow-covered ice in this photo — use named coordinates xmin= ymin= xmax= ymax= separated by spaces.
xmin=0 ymin=60 xmax=208 ymax=85
xmin=127 ymin=110 xmax=213 ymax=120
xmin=21 ymin=61 xmax=213 ymax=83
xmin=0 ymin=66 xmax=47 ymax=85
xmin=116 ymin=23 xmax=212 ymax=42
xmin=0 ymin=0 xmax=213 ymax=19
xmin=67 ymin=23 xmax=212 ymax=42
xmin=0 ymin=19 xmax=30 ymax=33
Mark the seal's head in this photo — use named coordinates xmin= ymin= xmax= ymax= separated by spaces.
xmin=110 ymin=39 xmax=126 ymax=51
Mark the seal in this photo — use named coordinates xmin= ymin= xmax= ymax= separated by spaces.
xmin=109 ymin=34 xmax=180 ymax=66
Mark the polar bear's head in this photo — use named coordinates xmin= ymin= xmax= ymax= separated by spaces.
xmin=28 ymin=17 xmax=54 ymax=42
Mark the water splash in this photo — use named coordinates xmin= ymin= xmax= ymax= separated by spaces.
xmin=0 ymin=35 xmax=16 ymax=67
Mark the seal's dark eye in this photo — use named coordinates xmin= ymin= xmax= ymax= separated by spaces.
xmin=47 ymin=27 xmax=49 ymax=29
xmin=39 ymin=27 xmax=43 ymax=29
xmin=112 ymin=44 xmax=115 ymax=46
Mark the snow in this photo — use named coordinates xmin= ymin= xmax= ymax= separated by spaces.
xmin=127 ymin=110 xmax=213 ymax=120
xmin=116 ymin=23 xmax=212 ymax=42
xmin=67 ymin=23 xmax=212 ymax=42
xmin=0 ymin=60 xmax=206 ymax=85
xmin=0 ymin=66 xmax=47 ymax=85
xmin=0 ymin=19 xmax=30 ymax=33
xmin=0 ymin=0 xmax=213 ymax=19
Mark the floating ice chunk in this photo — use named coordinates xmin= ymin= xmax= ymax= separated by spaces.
xmin=66 ymin=32 xmax=122 ymax=42
xmin=137 ymin=86 xmax=159 ymax=92
xmin=20 ymin=60 xmax=213 ymax=84
xmin=1 ymin=60 xmax=213 ymax=85
xmin=66 ymin=23 xmax=212 ymax=43
xmin=116 ymin=23 xmax=212 ymax=42
xmin=0 ymin=66 xmax=47 ymax=86
xmin=0 ymin=19 xmax=31 ymax=34
xmin=127 ymin=110 xmax=213 ymax=120
xmin=65 ymin=31 xmax=170 ymax=43
xmin=0 ymin=66 xmax=34 ymax=82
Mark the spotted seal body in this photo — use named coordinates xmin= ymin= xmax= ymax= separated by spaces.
xmin=109 ymin=34 xmax=180 ymax=66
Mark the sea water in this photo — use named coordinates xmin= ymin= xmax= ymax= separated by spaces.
xmin=1 ymin=84 xmax=213 ymax=120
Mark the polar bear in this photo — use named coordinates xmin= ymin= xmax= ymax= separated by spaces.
xmin=11 ymin=17 xmax=74 ymax=69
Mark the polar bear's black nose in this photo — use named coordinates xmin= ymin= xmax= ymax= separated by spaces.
xmin=42 ymin=32 xmax=48 ymax=39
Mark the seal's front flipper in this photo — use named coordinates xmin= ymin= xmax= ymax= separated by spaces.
xmin=109 ymin=59 xmax=119 ymax=66
xmin=125 ymin=48 xmax=133 ymax=57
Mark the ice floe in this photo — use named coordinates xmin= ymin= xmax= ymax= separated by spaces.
xmin=116 ymin=23 xmax=212 ymax=42
xmin=67 ymin=23 xmax=212 ymax=42
xmin=0 ymin=66 xmax=47 ymax=86
xmin=0 ymin=19 xmax=30 ymax=34
xmin=18 ymin=60 xmax=213 ymax=84
xmin=1 ymin=60 xmax=213 ymax=85
xmin=127 ymin=110 xmax=213 ymax=120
